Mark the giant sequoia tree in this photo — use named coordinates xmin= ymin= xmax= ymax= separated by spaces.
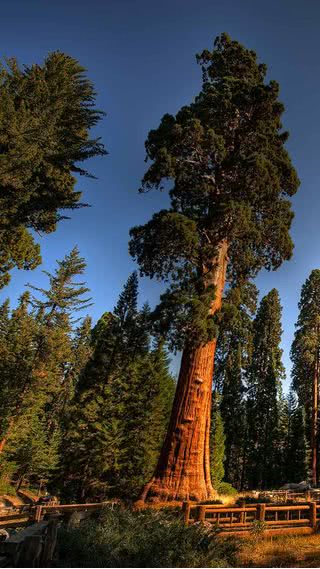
xmin=130 ymin=33 xmax=299 ymax=501
xmin=291 ymin=270 xmax=320 ymax=485
xmin=0 ymin=52 xmax=106 ymax=287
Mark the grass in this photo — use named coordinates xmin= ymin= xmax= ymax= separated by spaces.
xmin=236 ymin=533 xmax=320 ymax=567
xmin=57 ymin=505 xmax=240 ymax=567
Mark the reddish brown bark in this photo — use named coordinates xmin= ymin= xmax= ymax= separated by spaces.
xmin=0 ymin=436 xmax=7 ymax=454
xmin=141 ymin=241 xmax=228 ymax=502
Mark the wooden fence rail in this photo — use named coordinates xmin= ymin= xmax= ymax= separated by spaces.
xmin=0 ymin=501 xmax=115 ymax=528
xmin=183 ymin=501 xmax=320 ymax=536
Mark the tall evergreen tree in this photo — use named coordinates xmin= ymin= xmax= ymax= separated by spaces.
xmin=0 ymin=52 xmax=106 ymax=287
xmin=0 ymin=292 xmax=38 ymax=454
xmin=291 ymin=269 xmax=320 ymax=485
xmin=210 ymin=394 xmax=226 ymax=492
xmin=0 ymin=248 xmax=91 ymax=488
xmin=61 ymin=275 xmax=175 ymax=501
xmin=285 ymin=391 xmax=309 ymax=483
xmin=246 ymin=289 xmax=284 ymax=489
xmin=129 ymin=33 xmax=299 ymax=501
xmin=214 ymin=282 xmax=257 ymax=489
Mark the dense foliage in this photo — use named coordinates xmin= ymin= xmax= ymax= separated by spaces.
xmin=0 ymin=34 xmax=313 ymax=512
xmin=57 ymin=506 xmax=239 ymax=567
xmin=214 ymin=282 xmax=257 ymax=489
xmin=0 ymin=52 xmax=106 ymax=287
xmin=129 ymin=33 xmax=299 ymax=350
xmin=213 ymin=287 xmax=304 ymax=490
xmin=0 ymin=264 xmax=175 ymax=499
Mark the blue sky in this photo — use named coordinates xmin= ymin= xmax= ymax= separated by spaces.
xmin=1 ymin=0 xmax=319 ymax=385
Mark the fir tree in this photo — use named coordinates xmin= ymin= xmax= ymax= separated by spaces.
xmin=129 ymin=33 xmax=299 ymax=501
xmin=291 ymin=269 xmax=320 ymax=485
xmin=0 ymin=53 xmax=106 ymax=287
xmin=246 ymin=289 xmax=285 ymax=489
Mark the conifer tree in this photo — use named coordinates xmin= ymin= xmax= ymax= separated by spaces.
xmin=210 ymin=394 xmax=226 ymax=492
xmin=291 ymin=269 xmax=320 ymax=485
xmin=0 ymin=247 xmax=91 ymax=484
xmin=286 ymin=391 xmax=309 ymax=483
xmin=214 ymin=282 xmax=257 ymax=488
xmin=246 ymin=289 xmax=284 ymax=489
xmin=0 ymin=292 xmax=38 ymax=454
xmin=129 ymin=33 xmax=299 ymax=501
xmin=61 ymin=276 xmax=175 ymax=501
xmin=0 ymin=52 xmax=106 ymax=287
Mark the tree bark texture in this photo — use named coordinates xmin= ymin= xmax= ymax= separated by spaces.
xmin=141 ymin=241 xmax=228 ymax=502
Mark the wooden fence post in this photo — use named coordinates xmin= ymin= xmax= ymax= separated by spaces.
xmin=306 ymin=491 xmax=311 ymax=502
xmin=182 ymin=501 xmax=191 ymax=525
xmin=197 ymin=505 xmax=206 ymax=523
xmin=256 ymin=504 xmax=266 ymax=523
xmin=34 ymin=505 xmax=43 ymax=523
xmin=310 ymin=502 xmax=317 ymax=531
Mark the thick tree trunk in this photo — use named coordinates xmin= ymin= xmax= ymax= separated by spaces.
xmin=311 ymin=348 xmax=319 ymax=487
xmin=140 ymin=241 xmax=228 ymax=502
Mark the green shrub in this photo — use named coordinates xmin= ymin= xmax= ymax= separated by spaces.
xmin=57 ymin=505 xmax=239 ymax=567
xmin=217 ymin=482 xmax=237 ymax=496
xmin=0 ymin=479 xmax=16 ymax=496
xmin=250 ymin=520 xmax=266 ymax=540
xmin=236 ymin=495 xmax=271 ymax=505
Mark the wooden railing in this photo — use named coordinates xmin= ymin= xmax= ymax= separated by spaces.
xmin=258 ymin=489 xmax=320 ymax=502
xmin=0 ymin=501 xmax=113 ymax=527
xmin=183 ymin=501 xmax=320 ymax=536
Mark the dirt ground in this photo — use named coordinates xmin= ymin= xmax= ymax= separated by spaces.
xmin=236 ymin=534 xmax=320 ymax=567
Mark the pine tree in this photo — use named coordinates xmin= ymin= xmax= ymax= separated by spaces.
xmin=291 ymin=269 xmax=320 ymax=485
xmin=246 ymin=289 xmax=285 ymax=489
xmin=214 ymin=282 xmax=257 ymax=489
xmin=210 ymin=394 xmax=226 ymax=492
xmin=0 ymin=53 xmax=106 ymax=287
xmin=129 ymin=33 xmax=299 ymax=501
xmin=61 ymin=276 xmax=175 ymax=501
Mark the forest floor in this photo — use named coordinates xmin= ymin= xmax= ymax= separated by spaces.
xmin=236 ymin=534 xmax=320 ymax=567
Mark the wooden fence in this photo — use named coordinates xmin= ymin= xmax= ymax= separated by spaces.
xmin=0 ymin=501 xmax=113 ymax=527
xmin=258 ymin=489 xmax=320 ymax=502
xmin=183 ymin=501 xmax=320 ymax=536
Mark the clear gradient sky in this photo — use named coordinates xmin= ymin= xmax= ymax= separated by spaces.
xmin=1 ymin=0 xmax=319 ymax=386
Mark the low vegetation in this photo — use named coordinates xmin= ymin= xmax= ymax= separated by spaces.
xmin=57 ymin=506 xmax=239 ymax=568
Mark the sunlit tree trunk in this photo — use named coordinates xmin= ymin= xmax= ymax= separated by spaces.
xmin=140 ymin=241 xmax=228 ymax=502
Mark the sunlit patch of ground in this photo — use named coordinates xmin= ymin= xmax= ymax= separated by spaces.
xmin=237 ymin=534 xmax=320 ymax=567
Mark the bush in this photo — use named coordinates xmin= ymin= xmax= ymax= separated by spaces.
xmin=236 ymin=495 xmax=271 ymax=505
xmin=57 ymin=505 xmax=239 ymax=567
xmin=199 ymin=499 xmax=223 ymax=505
xmin=0 ymin=479 xmax=16 ymax=496
xmin=217 ymin=482 xmax=237 ymax=496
